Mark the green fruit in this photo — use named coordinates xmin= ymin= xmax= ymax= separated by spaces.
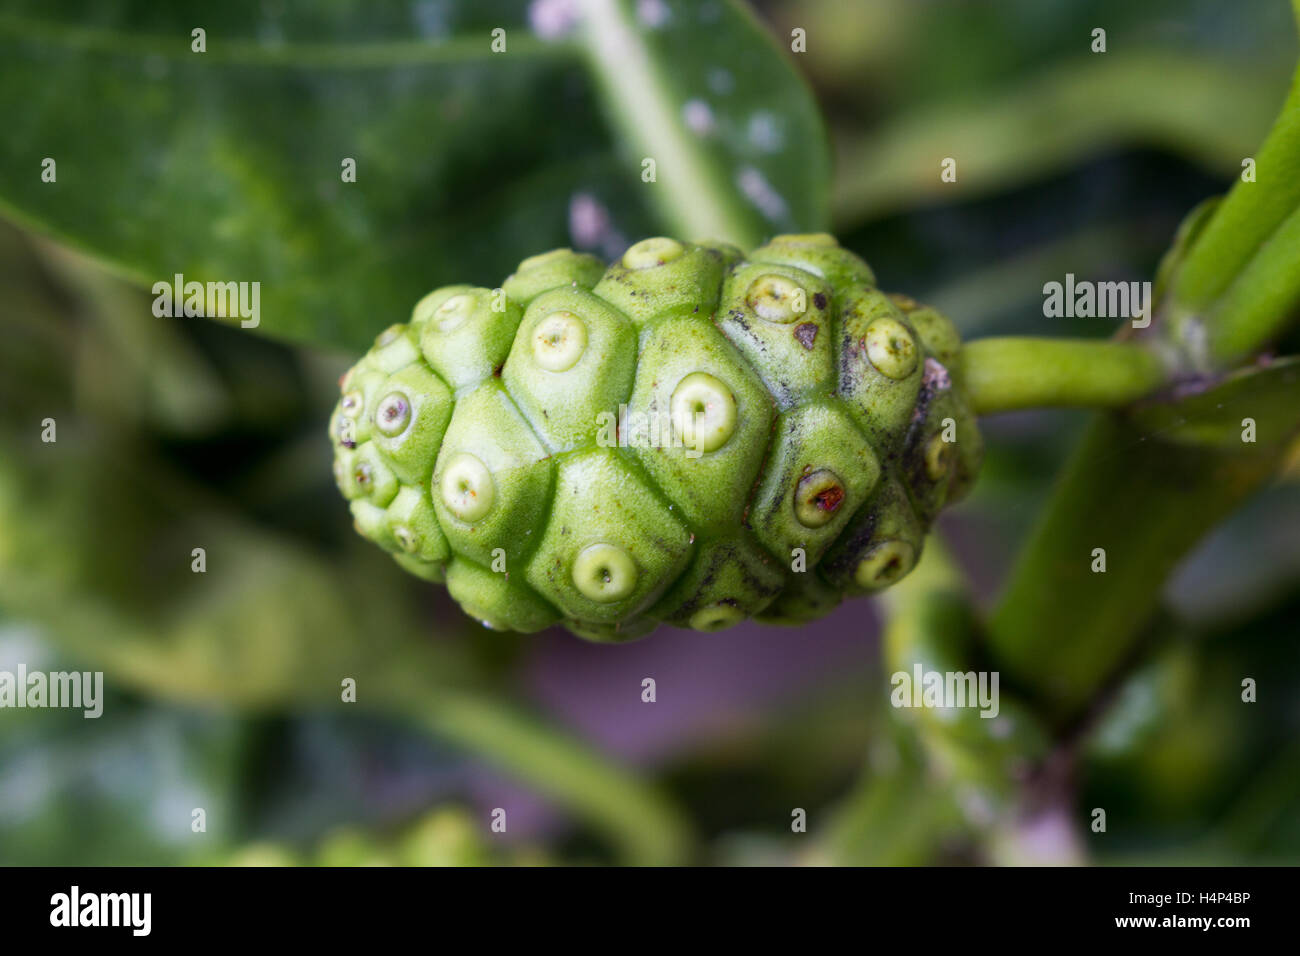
xmin=330 ymin=236 xmax=982 ymax=640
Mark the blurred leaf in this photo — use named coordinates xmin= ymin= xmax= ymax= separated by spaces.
xmin=0 ymin=0 xmax=828 ymax=351
xmin=0 ymin=221 xmax=693 ymax=865
xmin=392 ymin=689 xmax=694 ymax=866
xmin=1083 ymin=593 xmax=1300 ymax=863
xmin=817 ymin=719 xmax=966 ymax=866
xmin=833 ymin=52 xmax=1286 ymax=225
xmin=1128 ymin=356 xmax=1300 ymax=449
xmin=35 ymin=237 xmax=235 ymax=436
xmin=0 ymin=630 xmax=247 ymax=866
xmin=776 ymin=0 xmax=1298 ymax=107
xmin=0 ymin=434 xmax=694 ymax=863
xmin=1166 ymin=482 xmax=1300 ymax=629
xmin=925 ymin=222 xmax=1159 ymax=337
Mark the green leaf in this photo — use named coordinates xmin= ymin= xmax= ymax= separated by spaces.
xmin=832 ymin=52 xmax=1287 ymax=224
xmin=0 ymin=1 xmax=828 ymax=352
xmin=575 ymin=0 xmax=828 ymax=249
xmin=1127 ymin=356 xmax=1300 ymax=449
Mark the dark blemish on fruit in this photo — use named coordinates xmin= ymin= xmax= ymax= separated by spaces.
xmin=813 ymin=292 xmax=828 ymax=310
xmin=794 ymin=323 xmax=818 ymax=350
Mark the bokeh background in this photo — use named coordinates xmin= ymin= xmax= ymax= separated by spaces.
xmin=2 ymin=0 xmax=1299 ymax=865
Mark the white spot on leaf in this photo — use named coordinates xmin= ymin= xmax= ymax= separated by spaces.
xmin=747 ymin=111 xmax=784 ymax=153
xmin=736 ymin=166 xmax=788 ymax=223
xmin=682 ymin=99 xmax=715 ymax=135
xmin=707 ymin=68 xmax=734 ymax=95
xmin=569 ymin=192 xmax=625 ymax=259
xmin=413 ymin=0 xmax=450 ymax=38
xmin=637 ymin=0 xmax=670 ymax=29
xmin=529 ymin=0 xmax=581 ymax=39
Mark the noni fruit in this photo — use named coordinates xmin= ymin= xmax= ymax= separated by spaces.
xmin=330 ymin=234 xmax=981 ymax=641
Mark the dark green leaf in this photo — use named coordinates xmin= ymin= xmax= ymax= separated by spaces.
xmin=0 ymin=1 xmax=828 ymax=351
xmin=1127 ymin=357 xmax=1300 ymax=449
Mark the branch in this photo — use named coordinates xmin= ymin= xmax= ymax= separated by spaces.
xmin=1166 ymin=53 xmax=1300 ymax=365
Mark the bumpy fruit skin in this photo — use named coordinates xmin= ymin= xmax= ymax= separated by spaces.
xmin=330 ymin=236 xmax=981 ymax=641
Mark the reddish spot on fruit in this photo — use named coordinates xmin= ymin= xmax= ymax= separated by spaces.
xmin=815 ymin=485 xmax=844 ymax=512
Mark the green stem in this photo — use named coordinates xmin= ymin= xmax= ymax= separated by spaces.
xmin=1169 ymin=63 xmax=1300 ymax=312
xmin=383 ymin=686 xmax=695 ymax=866
xmin=1166 ymin=47 xmax=1300 ymax=364
xmin=986 ymin=412 xmax=1285 ymax=722
xmin=959 ymin=337 xmax=1169 ymax=415
xmin=1203 ymin=201 xmax=1300 ymax=362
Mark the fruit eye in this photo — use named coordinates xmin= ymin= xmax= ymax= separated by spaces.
xmin=794 ymin=469 xmax=847 ymax=528
xmin=622 ymin=237 xmax=684 ymax=269
xmin=393 ymin=525 xmax=420 ymax=553
xmin=531 ymin=312 xmax=588 ymax=372
xmin=439 ymin=453 xmax=495 ymax=523
xmin=863 ymin=317 xmax=917 ymax=379
xmin=670 ymin=372 xmax=737 ymax=453
xmin=336 ymin=416 xmax=357 ymax=448
xmin=340 ymin=389 xmax=364 ymax=417
xmin=688 ymin=603 xmax=744 ymax=632
xmin=375 ymin=392 xmax=412 ymax=436
xmin=573 ymin=543 xmax=638 ymax=602
xmin=854 ymin=540 xmax=917 ymax=590
xmin=435 ymin=293 xmax=476 ymax=331
xmin=924 ymin=434 xmax=954 ymax=480
xmin=746 ymin=274 xmax=807 ymax=324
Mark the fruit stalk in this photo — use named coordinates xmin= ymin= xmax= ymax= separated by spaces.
xmin=958 ymin=337 xmax=1169 ymax=415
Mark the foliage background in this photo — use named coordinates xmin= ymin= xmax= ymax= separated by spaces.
xmin=1 ymin=0 xmax=1298 ymax=865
